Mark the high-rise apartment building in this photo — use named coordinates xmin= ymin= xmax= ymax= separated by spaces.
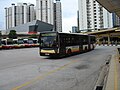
xmin=36 ymin=0 xmax=54 ymax=25
xmin=78 ymin=0 xmax=113 ymax=31
xmin=54 ymin=0 xmax=62 ymax=32
xmin=112 ymin=13 xmax=120 ymax=27
xmin=36 ymin=0 xmax=62 ymax=32
xmin=5 ymin=3 xmax=35 ymax=30
xmin=72 ymin=26 xmax=78 ymax=33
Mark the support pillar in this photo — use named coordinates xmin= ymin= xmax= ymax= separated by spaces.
xmin=96 ymin=35 xmax=101 ymax=45
xmin=107 ymin=33 xmax=111 ymax=46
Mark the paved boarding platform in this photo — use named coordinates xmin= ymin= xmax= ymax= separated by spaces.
xmin=105 ymin=48 xmax=120 ymax=90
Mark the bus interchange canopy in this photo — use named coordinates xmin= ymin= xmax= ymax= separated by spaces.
xmin=85 ymin=28 xmax=120 ymax=45
xmin=96 ymin=0 xmax=120 ymax=17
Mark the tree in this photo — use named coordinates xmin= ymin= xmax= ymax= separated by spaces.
xmin=8 ymin=30 xmax=17 ymax=39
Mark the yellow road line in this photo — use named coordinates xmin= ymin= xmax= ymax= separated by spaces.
xmin=114 ymin=55 xmax=118 ymax=90
xmin=12 ymin=60 xmax=77 ymax=90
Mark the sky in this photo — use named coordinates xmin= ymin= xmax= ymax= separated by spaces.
xmin=0 ymin=0 xmax=78 ymax=32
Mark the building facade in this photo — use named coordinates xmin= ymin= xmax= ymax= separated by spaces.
xmin=72 ymin=26 xmax=78 ymax=33
xmin=54 ymin=0 xmax=62 ymax=32
xmin=78 ymin=0 xmax=113 ymax=31
xmin=36 ymin=0 xmax=62 ymax=32
xmin=112 ymin=13 xmax=120 ymax=27
xmin=36 ymin=0 xmax=54 ymax=25
xmin=5 ymin=3 xmax=35 ymax=30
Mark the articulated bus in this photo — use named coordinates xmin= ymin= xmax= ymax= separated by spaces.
xmin=39 ymin=32 xmax=96 ymax=57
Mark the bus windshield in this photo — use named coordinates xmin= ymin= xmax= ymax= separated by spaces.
xmin=40 ymin=33 xmax=57 ymax=48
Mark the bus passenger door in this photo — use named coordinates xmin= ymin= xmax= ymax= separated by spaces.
xmin=59 ymin=36 xmax=66 ymax=55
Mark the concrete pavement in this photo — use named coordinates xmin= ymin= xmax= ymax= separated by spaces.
xmin=105 ymin=49 xmax=120 ymax=90
xmin=0 ymin=46 xmax=117 ymax=90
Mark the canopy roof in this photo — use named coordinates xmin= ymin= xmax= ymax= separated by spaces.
xmin=96 ymin=0 xmax=120 ymax=17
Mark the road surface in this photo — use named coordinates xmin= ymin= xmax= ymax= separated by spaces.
xmin=0 ymin=46 xmax=116 ymax=90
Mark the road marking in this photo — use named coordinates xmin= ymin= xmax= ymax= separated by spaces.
xmin=12 ymin=60 xmax=77 ymax=90
xmin=114 ymin=55 xmax=118 ymax=90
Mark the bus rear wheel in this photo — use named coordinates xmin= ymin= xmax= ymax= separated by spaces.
xmin=67 ymin=49 xmax=72 ymax=56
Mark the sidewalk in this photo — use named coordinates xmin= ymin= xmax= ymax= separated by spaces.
xmin=105 ymin=51 xmax=120 ymax=90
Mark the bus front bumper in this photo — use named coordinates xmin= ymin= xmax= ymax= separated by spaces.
xmin=40 ymin=49 xmax=58 ymax=56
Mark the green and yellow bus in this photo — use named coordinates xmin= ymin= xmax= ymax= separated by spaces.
xmin=39 ymin=32 xmax=96 ymax=57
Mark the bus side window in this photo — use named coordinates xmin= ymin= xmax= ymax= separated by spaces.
xmin=40 ymin=40 xmax=43 ymax=46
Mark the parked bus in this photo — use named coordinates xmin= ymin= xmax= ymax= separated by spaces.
xmin=32 ymin=38 xmax=38 ymax=44
xmin=17 ymin=39 xmax=24 ymax=44
xmin=1 ymin=38 xmax=15 ymax=49
xmin=0 ymin=38 xmax=39 ymax=49
xmin=39 ymin=32 xmax=96 ymax=57
xmin=13 ymin=39 xmax=25 ymax=48
xmin=1 ymin=39 xmax=7 ymax=45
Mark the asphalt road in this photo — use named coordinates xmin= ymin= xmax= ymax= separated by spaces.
xmin=0 ymin=46 xmax=117 ymax=90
